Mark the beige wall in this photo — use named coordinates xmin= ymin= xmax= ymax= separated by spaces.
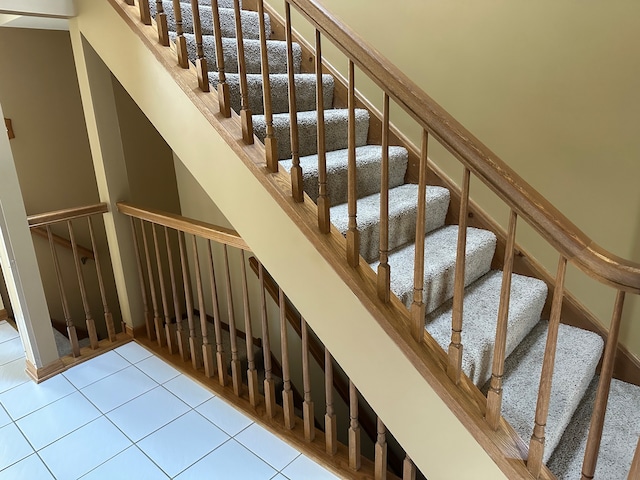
xmin=274 ymin=0 xmax=640 ymax=356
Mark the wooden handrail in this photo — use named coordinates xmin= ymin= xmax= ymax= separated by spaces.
xmin=27 ymin=203 xmax=109 ymax=228
xmin=117 ymin=202 xmax=250 ymax=251
xmin=31 ymin=227 xmax=95 ymax=262
xmin=285 ymin=0 xmax=640 ymax=295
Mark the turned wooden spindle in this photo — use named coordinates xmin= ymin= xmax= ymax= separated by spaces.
xmin=152 ymin=223 xmax=172 ymax=350
xmin=47 ymin=226 xmax=80 ymax=357
xmin=377 ymin=93 xmax=391 ymax=302
xmin=210 ymin=0 xmax=231 ymax=116
xmin=346 ymin=60 xmax=359 ymax=267
xmin=130 ymin=217 xmax=153 ymax=340
xmin=140 ymin=220 xmax=163 ymax=346
xmin=410 ymin=130 xmax=429 ymax=342
xmin=178 ymin=231 xmax=200 ymax=367
xmin=325 ymin=348 xmax=337 ymax=455
xmin=486 ymin=210 xmax=518 ymax=429
xmin=448 ymin=166 xmax=471 ymax=384
xmin=259 ymin=262 xmax=276 ymax=417
xmin=240 ymin=251 xmax=259 ymax=406
xmin=581 ymin=290 xmax=626 ymax=480
xmin=349 ymin=379 xmax=362 ymax=470
xmin=528 ymin=256 xmax=568 ymax=477
xmin=192 ymin=236 xmax=215 ymax=377
xmin=87 ymin=217 xmax=116 ymax=342
xmin=233 ymin=0 xmax=254 ymax=143
xmin=139 ymin=0 xmax=151 ymax=25
xmin=257 ymin=0 xmax=277 ymax=169
xmin=301 ymin=318 xmax=315 ymax=441
xmin=316 ymin=29 xmax=330 ymax=232
xmin=223 ymin=245 xmax=243 ymax=395
xmin=285 ymin=3 xmax=303 ymax=202
xmin=171 ymin=0 xmax=189 ymax=68
xmin=67 ymin=220 xmax=98 ymax=349
xmin=191 ymin=0 xmax=210 ymax=92
xmin=403 ymin=455 xmax=417 ymax=480
xmin=280 ymin=287 xmax=295 ymax=429
xmin=164 ymin=227 xmax=184 ymax=356
xmin=155 ymin=1 xmax=169 ymax=46
xmin=206 ymin=240 xmax=227 ymax=386
xmin=374 ymin=417 xmax=388 ymax=480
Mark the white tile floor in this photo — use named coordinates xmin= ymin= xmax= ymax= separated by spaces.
xmin=0 ymin=320 xmax=340 ymax=479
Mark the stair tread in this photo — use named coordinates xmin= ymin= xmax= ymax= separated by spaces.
xmin=371 ymin=225 xmax=497 ymax=314
xmin=330 ymin=184 xmax=450 ymax=263
xmin=426 ymin=270 xmax=547 ymax=386
xmin=496 ymin=321 xmax=604 ymax=463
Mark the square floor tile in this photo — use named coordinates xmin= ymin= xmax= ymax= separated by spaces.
xmin=163 ymin=374 xmax=214 ymax=408
xmin=0 ymin=337 xmax=24 ymax=366
xmin=175 ymin=439 xmax=276 ymax=480
xmin=16 ymin=391 xmax=101 ymax=450
xmin=107 ymin=386 xmax=190 ymax=442
xmin=0 ymin=453 xmax=54 ymax=480
xmin=135 ymin=355 xmax=180 ymax=384
xmin=81 ymin=446 xmax=169 ymax=480
xmin=0 ymin=374 xmax=76 ymax=420
xmin=38 ymin=416 xmax=132 ymax=479
xmin=63 ymin=350 xmax=129 ymax=389
xmin=235 ymin=423 xmax=300 ymax=470
xmin=115 ymin=341 xmax=152 ymax=364
xmin=0 ymin=423 xmax=34 ymax=470
xmin=196 ymin=396 xmax=252 ymax=436
xmin=0 ymin=358 xmax=29 ymax=394
xmin=0 ymin=322 xmax=19 ymax=343
xmin=281 ymin=455 xmax=340 ymax=480
xmin=138 ymin=410 xmax=229 ymax=477
xmin=81 ymin=365 xmax=157 ymax=413
xmin=0 ymin=404 xmax=10 ymax=428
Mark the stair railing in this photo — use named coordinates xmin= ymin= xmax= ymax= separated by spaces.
xmin=117 ymin=200 xmax=420 ymax=479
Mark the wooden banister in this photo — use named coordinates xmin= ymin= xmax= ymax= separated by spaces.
xmin=284 ymin=0 xmax=640 ymax=295
xmin=27 ymin=203 xmax=108 ymax=228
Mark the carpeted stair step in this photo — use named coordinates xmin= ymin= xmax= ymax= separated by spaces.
xmin=370 ymin=226 xmax=497 ymax=313
xmin=280 ymin=145 xmax=408 ymax=206
xmin=253 ymin=109 xmax=370 ymax=160
xmin=330 ymin=184 xmax=450 ymax=263
xmin=176 ymin=32 xmax=300 ymax=75
xmin=494 ymin=321 xmax=604 ymax=463
xmin=151 ymin=1 xmax=268 ymax=39
xmin=425 ymin=270 xmax=547 ymax=386
xmin=548 ymin=376 xmax=640 ymax=479
xmin=208 ymin=73 xmax=334 ymax=115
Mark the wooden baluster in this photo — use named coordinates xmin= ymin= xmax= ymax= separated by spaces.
xmin=164 ymin=227 xmax=184 ymax=357
xmin=403 ymin=455 xmax=417 ymax=480
xmin=528 ymin=255 xmax=568 ymax=477
xmin=301 ymin=318 xmax=314 ymax=441
xmin=240 ymin=251 xmax=258 ymax=406
xmin=191 ymin=0 xmax=210 ymax=92
xmin=47 ymin=226 xmax=80 ymax=357
xmin=486 ymin=210 xmax=518 ymax=429
xmin=581 ymin=290 xmax=626 ymax=480
xmin=629 ymin=437 xmax=640 ymax=480
xmin=152 ymin=224 xmax=172 ymax=351
xmin=285 ymin=2 xmax=303 ymax=202
xmin=448 ymin=166 xmax=471 ymax=384
xmin=192 ymin=236 xmax=215 ymax=377
xmin=233 ymin=0 xmax=254 ymax=143
xmin=67 ymin=220 xmax=98 ymax=349
xmin=210 ymin=0 xmax=231 ymax=116
xmin=346 ymin=60 xmax=359 ymax=267
xmin=223 ymin=245 xmax=242 ymax=395
xmin=87 ymin=217 xmax=116 ymax=342
xmin=349 ymin=379 xmax=361 ymax=470
xmin=171 ymin=0 xmax=189 ymax=68
xmin=141 ymin=221 xmax=164 ymax=347
xmin=316 ymin=29 xmax=330 ymax=232
xmin=410 ymin=130 xmax=429 ymax=341
xmin=206 ymin=240 xmax=227 ymax=386
xmin=325 ymin=348 xmax=337 ymax=455
xmin=155 ymin=1 xmax=169 ymax=46
xmin=375 ymin=417 xmax=388 ymax=480
xmin=257 ymin=0 xmax=277 ymax=170
xmin=178 ymin=231 xmax=200 ymax=367
xmin=139 ymin=0 xmax=151 ymax=25
xmin=130 ymin=217 xmax=153 ymax=339
xmin=259 ymin=262 xmax=276 ymax=417
xmin=377 ymin=93 xmax=391 ymax=302
xmin=280 ymin=287 xmax=295 ymax=429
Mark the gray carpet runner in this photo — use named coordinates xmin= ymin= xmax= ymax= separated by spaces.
xmin=153 ymin=2 xmax=637 ymax=477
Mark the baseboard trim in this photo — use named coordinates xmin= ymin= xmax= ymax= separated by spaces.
xmin=0 ymin=309 xmax=8 ymax=321
xmin=25 ymin=358 xmax=66 ymax=383
xmin=124 ymin=323 xmax=148 ymax=338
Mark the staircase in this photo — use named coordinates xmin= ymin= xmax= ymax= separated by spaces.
xmin=77 ymin=0 xmax=640 ymax=478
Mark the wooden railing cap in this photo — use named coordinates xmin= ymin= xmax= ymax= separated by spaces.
xmin=27 ymin=203 xmax=109 ymax=228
